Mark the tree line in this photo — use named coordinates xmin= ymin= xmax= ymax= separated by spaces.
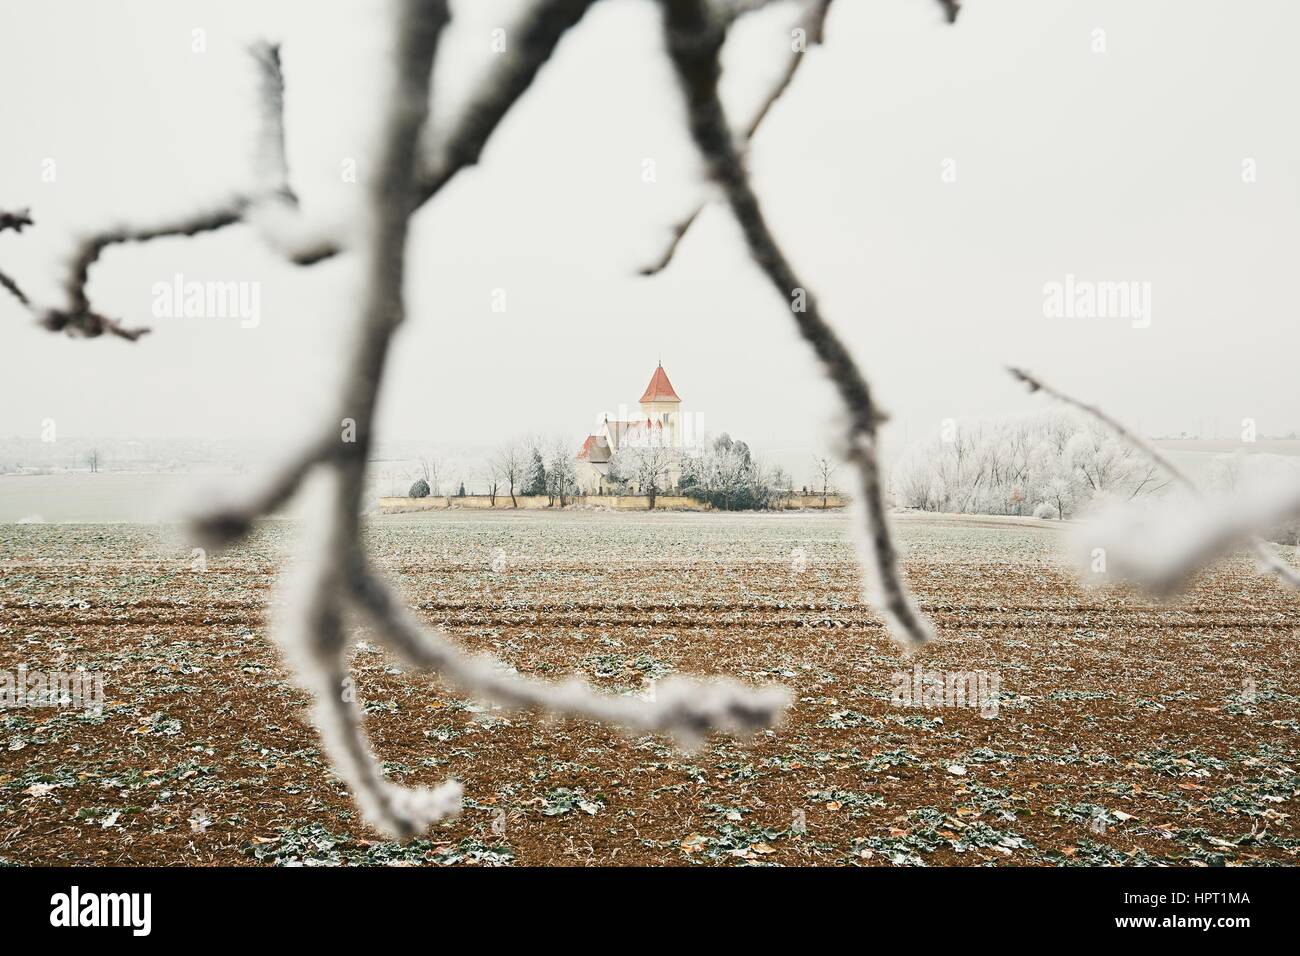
xmin=890 ymin=410 xmax=1169 ymax=518
xmin=394 ymin=433 xmax=838 ymax=511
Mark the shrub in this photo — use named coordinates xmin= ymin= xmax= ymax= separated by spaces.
xmin=409 ymin=478 xmax=430 ymax=498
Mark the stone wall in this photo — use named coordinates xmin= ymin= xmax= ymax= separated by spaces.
xmin=377 ymin=493 xmax=849 ymax=514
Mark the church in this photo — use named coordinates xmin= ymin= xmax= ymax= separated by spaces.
xmin=575 ymin=364 xmax=684 ymax=495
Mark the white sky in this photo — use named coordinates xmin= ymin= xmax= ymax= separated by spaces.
xmin=2 ymin=0 xmax=1297 ymax=482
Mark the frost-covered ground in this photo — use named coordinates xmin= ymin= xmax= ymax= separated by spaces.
xmin=1 ymin=510 xmax=1296 ymax=866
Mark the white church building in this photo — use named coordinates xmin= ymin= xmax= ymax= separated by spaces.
xmin=575 ymin=364 xmax=685 ymax=494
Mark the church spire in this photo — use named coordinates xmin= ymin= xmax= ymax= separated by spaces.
xmin=639 ymin=364 xmax=681 ymax=403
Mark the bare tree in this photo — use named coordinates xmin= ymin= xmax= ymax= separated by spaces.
xmin=813 ymin=455 xmax=838 ymax=509
xmin=610 ymin=440 xmax=677 ymax=508
xmin=87 ymin=448 xmax=101 ymax=474
xmin=768 ymin=465 xmax=794 ymax=507
xmin=418 ymin=456 xmax=456 ymax=505
xmin=546 ymin=438 xmax=578 ymax=507
xmin=492 ymin=441 xmax=525 ymax=508
xmin=483 ymin=459 xmax=501 ymax=506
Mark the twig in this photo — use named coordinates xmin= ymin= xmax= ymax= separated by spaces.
xmin=1 ymin=210 xmax=34 ymax=310
xmin=642 ymin=0 xmax=958 ymax=275
xmin=14 ymin=0 xmax=604 ymax=334
xmin=59 ymin=202 xmax=248 ymax=337
xmin=0 ymin=269 xmax=29 ymax=307
xmin=1009 ymin=367 xmax=1195 ymax=493
xmin=641 ymin=0 xmax=833 ymax=276
xmin=659 ymin=0 xmax=933 ymax=648
xmin=2 ymin=42 xmax=297 ymax=340
xmin=1010 ymin=366 xmax=1300 ymax=591
xmin=347 ymin=560 xmax=789 ymax=743
xmin=293 ymin=0 xmax=603 ymax=266
xmin=190 ymin=432 xmax=335 ymax=547
xmin=56 ymin=41 xmax=299 ymax=337
xmin=248 ymin=41 xmax=296 ymax=203
xmin=0 ymin=209 xmax=33 ymax=234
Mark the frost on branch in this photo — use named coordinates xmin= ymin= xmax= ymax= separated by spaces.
xmin=15 ymin=0 xmax=978 ymax=838
xmin=1069 ymin=479 xmax=1300 ymax=597
xmin=275 ymin=475 xmax=464 ymax=839
xmin=196 ymin=0 xmax=785 ymax=839
xmin=346 ymin=561 xmax=790 ymax=747
xmin=1011 ymin=367 xmax=1300 ymax=594
xmin=656 ymin=0 xmax=936 ymax=648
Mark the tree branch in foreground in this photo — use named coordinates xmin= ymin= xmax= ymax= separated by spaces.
xmin=1010 ymin=366 xmax=1300 ymax=594
xmin=11 ymin=0 xmax=603 ymax=341
xmin=659 ymin=0 xmax=933 ymax=648
xmin=347 ymin=560 xmax=789 ymax=744
xmin=2 ymin=41 xmax=296 ymax=341
xmin=291 ymin=0 xmax=603 ymax=266
xmin=0 ymin=209 xmax=34 ymax=234
xmin=642 ymin=0 xmax=958 ymax=275
xmin=640 ymin=0 xmax=834 ymax=276
xmin=190 ymin=0 xmax=788 ymax=839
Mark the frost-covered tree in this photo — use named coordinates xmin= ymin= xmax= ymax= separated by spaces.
xmin=892 ymin=411 xmax=1166 ymax=518
xmin=545 ymin=439 xmax=577 ymax=507
xmin=610 ymin=437 xmax=678 ymax=507
xmin=522 ymin=445 xmax=547 ymax=498
xmin=680 ymin=434 xmax=771 ymax=510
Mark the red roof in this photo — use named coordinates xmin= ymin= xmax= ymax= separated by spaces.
xmin=639 ymin=364 xmax=681 ymax=403
xmin=576 ymin=434 xmax=612 ymax=462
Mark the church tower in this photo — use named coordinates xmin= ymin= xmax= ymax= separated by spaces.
xmin=638 ymin=363 xmax=681 ymax=448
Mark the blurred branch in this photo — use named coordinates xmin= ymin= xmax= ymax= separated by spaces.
xmin=415 ymin=0 xmax=598 ymax=204
xmin=10 ymin=42 xmax=297 ymax=341
xmin=642 ymin=0 xmax=957 ymax=276
xmin=1009 ymin=367 xmax=1195 ymax=493
xmin=248 ymin=41 xmax=296 ymax=202
xmin=293 ymin=0 xmax=603 ymax=265
xmin=641 ymin=0 xmax=833 ymax=276
xmin=186 ymin=0 xmax=786 ymax=839
xmin=0 ymin=269 xmax=30 ymax=308
xmin=0 ymin=209 xmax=33 ymax=233
xmin=659 ymin=0 xmax=933 ymax=648
xmin=347 ymin=560 xmax=788 ymax=743
xmin=55 ymin=203 xmax=248 ymax=339
xmin=1010 ymin=366 xmax=1300 ymax=592
xmin=269 ymin=0 xmax=455 ymax=839
xmin=1 ymin=209 xmax=35 ymax=308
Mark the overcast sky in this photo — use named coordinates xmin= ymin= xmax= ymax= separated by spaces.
xmin=2 ymin=0 xmax=1297 ymax=479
